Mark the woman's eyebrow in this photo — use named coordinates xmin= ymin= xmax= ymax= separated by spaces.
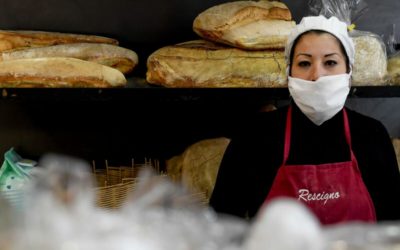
xmin=295 ymin=53 xmax=312 ymax=58
xmin=325 ymin=53 xmax=340 ymax=57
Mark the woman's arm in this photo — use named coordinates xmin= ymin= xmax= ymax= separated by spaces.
xmin=354 ymin=117 xmax=400 ymax=221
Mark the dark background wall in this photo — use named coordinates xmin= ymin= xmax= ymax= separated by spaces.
xmin=0 ymin=0 xmax=399 ymax=69
xmin=0 ymin=0 xmax=398 ymax=165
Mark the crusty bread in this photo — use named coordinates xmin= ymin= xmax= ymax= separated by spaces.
xmin=0 ymin=30 xmax=118 ymax=52
xmin=0 ymin=43 xmax=138 ymax=74
xmin=166 ymin=137 xmax=231 ymax=202
xmin=193 ymin=0 xmax=295 ymax=50
xmin=387 ymin=54 xmax=400 ymax=85
xmin=351 ymin=32 xmax=388 ymax=86
xmin=146 ymin=40 xmax=287 ymax=88
xmin=0 ymin=57 xmax=126 ymax=88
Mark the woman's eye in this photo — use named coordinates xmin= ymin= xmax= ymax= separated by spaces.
xmin=298 ymin=61 xmax=310 ymax=67
xmin=325 ymin=60 xmax=337 ymax=66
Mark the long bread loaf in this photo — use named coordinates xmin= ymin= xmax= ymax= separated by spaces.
xmin=0 ymin=30 xmax=118 ymax=52
xmin=193 ymin=0 xmax=295 ymax=50
xmin=0 ymin=43 xmax=138 ymax=74
xmin=0 ymin=57 xmax=126 ymax=88
xmin=146 ymin=40 xmax=287 ymax=88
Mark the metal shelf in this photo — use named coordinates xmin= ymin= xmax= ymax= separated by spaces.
xmin=1 ymin=77 xmax=399 ymax=103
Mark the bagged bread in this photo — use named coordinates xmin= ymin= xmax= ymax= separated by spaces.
xmin=0 ymin=43 xmax=138 ymax=74
xmin=387 ymin=53 xmax=400 ymax=85
xmin=351 ymin=31 xmax=388 ymax=85
xmin=0 ymin=30 xmax=118 ymax=52
xmin=0 ymin=57 xmax=126 ymax=88
xmin=146 ymin=40 xmax=287 ymax=88
xmin=193 ymin=0 xmax=295 ymax=50
xmin=305 ymin=0 xmax=387 ymax=85
xmin=166 ymin=137 xmax=230 ymax=202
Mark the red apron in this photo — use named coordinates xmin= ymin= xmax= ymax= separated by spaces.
xmin=264 ymin=106 xmax=376 ymax=225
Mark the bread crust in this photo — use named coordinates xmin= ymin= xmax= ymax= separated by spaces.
xmin=0 ymin=43 xmax=138 ymax=74
xmin=0 ymin=30 xmax=118 ymax=52
xmin=146 ymin=40 xmax=287 ymax=88
xmin=0 ymin=57 xmax=126 ymax=88
xmin=193 ymin=0 xmax=295 ymax=49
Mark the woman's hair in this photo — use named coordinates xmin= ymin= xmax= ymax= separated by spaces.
xmin=288 ymin=30 xmax=351 ymax=76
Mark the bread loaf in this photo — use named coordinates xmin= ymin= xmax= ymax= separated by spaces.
xmin=166 ymin=137 xmax=231 ymax=202
xmin=193 ymin=0 xmax=295 ymax=50
xmin=351 ymin=32 xmax=388 ymax=85
xmin=0 ymin=57 xmax=126 ymax=88
xmin=387 ymin=54 xmax=400 ymax=85
xmin=0 ymin=30 xmax=118 ymax=52
xmin=146 ymin=40 xmax=287 ymax=88
xmin=0 ymin=43 xmax=138 ymax=74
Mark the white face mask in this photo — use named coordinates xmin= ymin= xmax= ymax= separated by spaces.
xmin=288 ymin=73 xmax=351 ymax=126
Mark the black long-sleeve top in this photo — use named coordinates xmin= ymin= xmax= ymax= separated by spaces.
xmin=209 ymin=104 xmax=400 ymax=221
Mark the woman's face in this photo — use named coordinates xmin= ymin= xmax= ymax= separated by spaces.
xmin=290 ymin=32 xmax=347 ymax=81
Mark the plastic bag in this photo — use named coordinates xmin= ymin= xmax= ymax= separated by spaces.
xmin=243 ymin=198 xmax=323 ymax=250
xmin=384 ymin=24 xmax=398 ymax=57
xmin=308 ymin=0 xmax=368 ymax=25
xmin=308 ymin=0 xmax=387 ymax=85
xmin=387 ymin=51 xmax=400 ymax=85
xmin=0 ymin=148 xmax=36 ymax=208
xmin=7 ymin=155 xmax=248 ymax=250
xmin=324 ymin=222 xmax=400 ymax=250
xmin=386 ymin=24 xmax=400 ymax=85
xmin=351 ymin=30 xmax=388 ymax=85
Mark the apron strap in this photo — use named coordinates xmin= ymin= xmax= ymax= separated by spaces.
xmin=282 ymin=105 xmax=292 ymax=164
xmin=342 ymin=108 xmax=352 ymax=149
xmin=283 ymin=106 xmax=354 ymax=165
xmin=342 ymin=108 xmax=357 ymax=162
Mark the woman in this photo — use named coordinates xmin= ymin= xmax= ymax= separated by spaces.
xmin=209 ymin=15 xmax=400 ymax=224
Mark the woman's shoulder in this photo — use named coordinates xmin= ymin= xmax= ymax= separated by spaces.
xmin=345 ymin=107 xmax=388 ymax=134
xmin=231 ymin=105 xmax=288 ymax=139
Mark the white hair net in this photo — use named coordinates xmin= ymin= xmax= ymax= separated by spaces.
xmin=285 ymin=15 xmax=355 ymax=67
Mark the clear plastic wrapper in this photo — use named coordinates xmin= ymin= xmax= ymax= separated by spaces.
xmin=4 ymin=154 xmax=248 ymax=250
xmin=351 ymin=30 xmax=388 ymax=85
xmin=387 ymin=52 xmax=400 ymax=85
xmin=243 ymin=198 xmax=323 ymax=250
xmin=308 ymin=0 xmax=388 ymax=85
xmin=324 ymin=222 xmax=400 ymax=250
xmin=386 ymin=25 xmax=400 ymax=85
xmin=5 ymin=153 xmax=400 ymax=250
xmin=308 ymin=0 xmax=368 ymax=25
xmin=384 ymin=24 xmax=398 ymax=57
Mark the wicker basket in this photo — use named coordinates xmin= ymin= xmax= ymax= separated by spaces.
xmin=92 ymin=159 xmax=158 ymax=209
xmin=92 ymin=159 xmax=208 ymax=210
xmin=94 ymin=179 xmax=137 ymax=209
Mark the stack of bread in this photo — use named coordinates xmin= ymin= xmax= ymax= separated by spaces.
xmin=146 ymin=0 xmax=295 ymax=88
xmin=0 ymin=30 xmax=139 ymax=88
